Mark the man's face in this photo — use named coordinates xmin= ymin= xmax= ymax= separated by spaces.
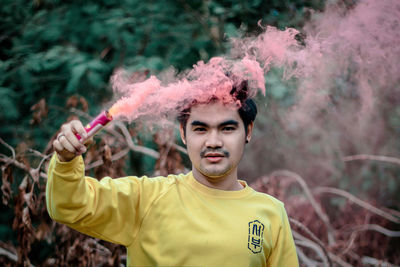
xmin=180 ymin=102 xmax=253 ymax=180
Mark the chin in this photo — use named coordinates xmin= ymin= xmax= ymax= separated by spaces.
xmin=198 ymin=166 xmax=232 ymax=179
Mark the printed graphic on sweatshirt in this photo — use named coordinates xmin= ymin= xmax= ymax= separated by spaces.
xmin=248 ymin=220 xmax=264 ymax=253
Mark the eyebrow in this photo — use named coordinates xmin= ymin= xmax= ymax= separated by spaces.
xmin=190 ymin=120 xmax=239 ymax=127
xmin=219 ymin=120 xmax=239 ymax=127
xmin=191 ymin=121 xmax=208 ymax=127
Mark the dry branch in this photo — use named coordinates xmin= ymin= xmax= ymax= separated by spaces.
xmin=292 ymin=230 xmax=331 ymax=267
xmin=361 ymin=256 xmax=400 ymax=267
xmin=270 ymin=170 xmax=336 ymax=245
xmin=327 ymin=252 xmax=354 ymax=267
xmin=85 ymin=147 xmax=130 ymax=170
xmin=1 ymin=138 xmax=52 ymax=184
xmin=172 ymin=143 xmax=187 ymax=155
xmin=314 ymin=187 xmax=400 ymax=224
xmin=0 ymin=246 xmax=35 ymax=267
xmin=343 ymin=154 xmax=400 ymax=166
xmin=114 ymin=121 xmax=160 ymax=159
xmin=0 ymin=137 xmax=15 ymax=159
xmin=0 ymin=153 xmax=43 ymax=183
xmin=296 ymin=247 xmax=320 ymax=267
xmin=0 ymin=247 xmax=18 ymax=263
xmin=348 ymin=224 xmax=400 ymax=237
xmin=27 ymin=148 xmax=47 ymax=158
xmin=0 ymin=155 xmax=29 ymax=172
xmin=290 ymin=218 xmax=327 ymax=253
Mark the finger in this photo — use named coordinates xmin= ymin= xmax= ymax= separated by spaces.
xmin=63 ymin=123 xmax=86 ymax=152
xmin=58 ymin=134 xmax=78 ymax=153
xmin=53 ymin=139 xmax=79 ymax=161
xmin=53 ymin=139 xmax=64 ymax=153
xmin=70 ymin=120 xmax=88 ymax=141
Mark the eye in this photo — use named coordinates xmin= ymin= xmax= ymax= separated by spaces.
xmin=222 ymin=126 xmax=236 ymax=132
xmin=193 ymin=127 xmax=207 ymax=132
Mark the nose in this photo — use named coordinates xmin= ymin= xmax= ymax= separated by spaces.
xmin=205 ymin=130 xmax=223 ymax=148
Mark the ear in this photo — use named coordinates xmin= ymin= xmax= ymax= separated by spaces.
xmin=179 ymin=124 xmax=186 ymax=145
xmin=246 ymin=122 xmax=254 ymax=143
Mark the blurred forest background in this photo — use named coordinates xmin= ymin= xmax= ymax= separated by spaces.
xmin=1 ymin=0 xmax=399 ymax=266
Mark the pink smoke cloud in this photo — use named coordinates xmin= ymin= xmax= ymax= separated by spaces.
xmin=107 ymin=0 xmax=400 ymax=132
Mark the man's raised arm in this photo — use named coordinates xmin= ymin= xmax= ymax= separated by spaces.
xmin=46 ymin=120 xmax=162 ymax=246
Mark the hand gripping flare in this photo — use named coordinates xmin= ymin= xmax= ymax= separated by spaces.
xmin=75 ymin=110 xmax=113 ymax=142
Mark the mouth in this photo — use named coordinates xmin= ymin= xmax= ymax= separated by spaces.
xmin=203 ymin=153 xmax=225 ymax=163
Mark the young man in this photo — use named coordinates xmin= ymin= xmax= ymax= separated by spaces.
xmin=47 ymin=91 xmax=299 ymax=266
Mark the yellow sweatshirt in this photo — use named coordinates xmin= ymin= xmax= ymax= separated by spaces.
xmin=46 ymin=154 xmax=298 ymax=267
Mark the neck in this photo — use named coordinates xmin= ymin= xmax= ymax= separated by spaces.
xmin=192 ymin=167 xmax=243 ymax=191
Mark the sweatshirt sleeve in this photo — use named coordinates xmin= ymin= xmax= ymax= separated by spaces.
xmin=266 ymin=203 xmax=299 ymax=267
xmin=46 ymin=153 xmax=168 ymax=246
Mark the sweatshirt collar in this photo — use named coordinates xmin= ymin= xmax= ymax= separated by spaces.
xmin=185 ymin=172 xmax=253 ymax=199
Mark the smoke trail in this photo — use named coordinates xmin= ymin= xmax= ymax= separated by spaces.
xmin=108 ymin=74 xmax=160 ymax=119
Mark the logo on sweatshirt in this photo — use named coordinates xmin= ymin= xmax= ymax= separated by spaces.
xmin=248 ymin=220 xmax=264 ymax=254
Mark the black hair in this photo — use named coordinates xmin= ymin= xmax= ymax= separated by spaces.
xmin=177 ymin=80 xmax=258 ymax=137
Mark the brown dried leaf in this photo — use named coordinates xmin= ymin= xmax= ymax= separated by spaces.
xmin=15 ymin=142 xmax=31 ymax=170
xmin=12 ymin=193 xmax=22 ymax=231
xmin=66 ymin=94 xmax=89 ymax=112
xmin=84 ymin=142 xmax=99 ymax=167
xmin=79 ymin=96 xmax=89 ymax=112
xmin=12 ymin=188 xmax=35 ymax=264
xmin=66 ymin=95 xmax=79 ymax=108
xmin=30 ymin=98 xmax=48 ymax=125
xmin=1 ymin=165 xmax=13 ymax=205
xmin=15 ymin=142 xmax=28 ymax=155
xmin=102 ymin=144 xmax=112 ymax=163
xmin=22 ymin=207 xmax=31 ymax=228
xmin=100 ymin=46 xmax=111 ymax=59
xmin=34 ymin=221 xmax=51 ymax=241
xmin=18 ymin=175 xmax=29 ymax=192
xmin=23 ymin=189 xmax=37 ymax=215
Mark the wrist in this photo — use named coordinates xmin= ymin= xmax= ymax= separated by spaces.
xmin=56 ymin=153 xmax=76 ymax=162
